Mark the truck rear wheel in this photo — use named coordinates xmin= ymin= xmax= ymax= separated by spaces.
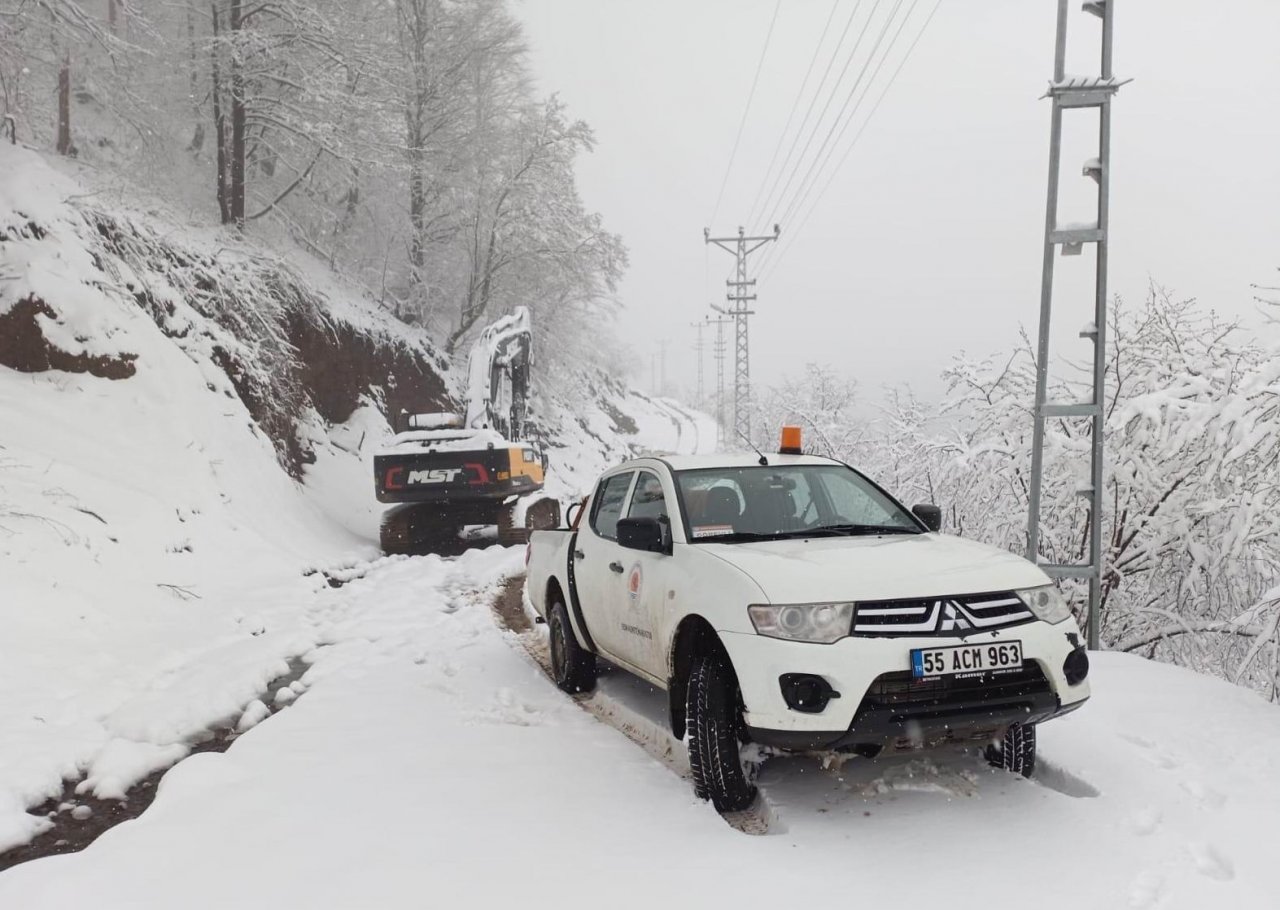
xmin=686 ymin=654 xmax=757 ymax=813
xmin=548 ymin=601 xmax=596 ymax=694
xmin=987 ymin=722 xmax=1037 ymax=778
xmin=498 ymin=497 xmax=562 ymax=546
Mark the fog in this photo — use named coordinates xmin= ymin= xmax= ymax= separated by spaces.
xmin=518 ymin=0 xmax=1280 ymax=402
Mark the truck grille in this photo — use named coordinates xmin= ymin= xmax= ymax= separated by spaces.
xmin=852 ymin=591 xmax=1033 ymax=637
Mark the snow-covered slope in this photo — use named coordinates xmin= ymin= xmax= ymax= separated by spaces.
xmin=0 ymin=145 xmax=712 ymax=858
xmin=1 ymin=548 xmax=1277 ymax=909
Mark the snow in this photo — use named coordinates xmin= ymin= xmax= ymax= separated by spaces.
xmin=378 ymin=426 xmax=510 ymax=454
xmin=4 ymin=141 xmax=1278 ymax=910
xmin=2 ymin=549 xmax=1279 ymax=908
xmin=0 ymin=142 xmax=721 ymax=879
xmin=76 ymin=741 xmax=190 ymax=802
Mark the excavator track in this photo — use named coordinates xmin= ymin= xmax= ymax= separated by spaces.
xmin=379 ymin=503 xmax=463 ymax=557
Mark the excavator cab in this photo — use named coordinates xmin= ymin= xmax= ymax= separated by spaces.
xmin=374 ymin=307 xmax=561 ymax=554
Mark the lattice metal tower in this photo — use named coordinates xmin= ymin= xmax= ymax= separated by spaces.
xmin=689 ymin=320 xmax=707 ymax=405
xmin=1027 ymin=0 xmax=1125 ymax=650
xmin=704 ymin=225 xmax=779 ymax=440
xmin=707 ymin=315 xmax=732 ymax=446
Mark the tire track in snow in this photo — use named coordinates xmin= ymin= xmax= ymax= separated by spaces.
xmin=490 ymin=574 xmax=776 ymax=835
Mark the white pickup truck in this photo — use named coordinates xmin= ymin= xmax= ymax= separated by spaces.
xmin=525 ymin=436 xmax=1091 ymax=812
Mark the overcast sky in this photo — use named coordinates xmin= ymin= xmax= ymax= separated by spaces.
xmin=516 ymin=0 xmax=1280 ymax=403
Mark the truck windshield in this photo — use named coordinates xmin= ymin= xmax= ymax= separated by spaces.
xmin=674 ymin=464 xmax=921 ymax=543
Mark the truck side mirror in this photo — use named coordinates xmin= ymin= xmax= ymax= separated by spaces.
xmin=912 ymin=504 xmax=942 ymax=533
xmin=616 ymin=517 xmax=669 ymax=554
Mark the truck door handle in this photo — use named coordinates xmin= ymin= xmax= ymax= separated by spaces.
xmin=608 ymin=561 xmax=624 ymax=574
xmin=574 ymin=549 xmax=585 ymax=560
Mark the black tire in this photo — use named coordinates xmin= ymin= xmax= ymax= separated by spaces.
xmin=548 ymin=601 xmax=596 ymax=694
xmin=498 ymin=498 xmax=561 ymax=547
xmin=986 ymin=722 xmax=1037 ymax=778
xmin=686 ymin=654 xmax=757 ymax=813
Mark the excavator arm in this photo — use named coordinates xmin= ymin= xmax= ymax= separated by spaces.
xmin=464 ymin=306 xmax=533 ymax=442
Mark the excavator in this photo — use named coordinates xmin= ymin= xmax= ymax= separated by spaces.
xmin=374 ymin=306 xmax=561 ymax=554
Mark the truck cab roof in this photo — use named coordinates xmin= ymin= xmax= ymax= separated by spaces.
xmin=616 ymin=452 xmax=844 ymax=473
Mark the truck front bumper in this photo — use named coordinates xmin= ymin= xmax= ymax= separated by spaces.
xmin=719 ymin=620 xmax=1090 ymax=752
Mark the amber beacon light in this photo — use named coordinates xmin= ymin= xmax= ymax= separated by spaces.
xmin=779 ymin=425 xmax=803 ymax=455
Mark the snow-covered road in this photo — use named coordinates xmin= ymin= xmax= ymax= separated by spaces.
xmin=3 ymin=546 xmax=1278 ymax=909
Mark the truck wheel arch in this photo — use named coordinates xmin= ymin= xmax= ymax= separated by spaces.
xmin=668 ymin=615 xmax=729 ymax=740
xmin=546 ymin=578 xmax=566 ymax=620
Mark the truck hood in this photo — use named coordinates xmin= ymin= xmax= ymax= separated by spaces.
xmin=698 ymin=532 xmax=1048 ymax=603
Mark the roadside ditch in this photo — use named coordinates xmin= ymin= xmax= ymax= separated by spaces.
xmin=0 ymin=657 xmax=311 ymax=872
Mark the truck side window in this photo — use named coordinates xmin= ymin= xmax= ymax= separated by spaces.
xmin=626 ymin=471 xmax=667 ymax=522
xmin=590 ymin=471 xmax=634 ymax=540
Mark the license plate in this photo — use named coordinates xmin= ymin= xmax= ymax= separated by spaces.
xmin=911 ymin=641 xmax=1023 ymax=679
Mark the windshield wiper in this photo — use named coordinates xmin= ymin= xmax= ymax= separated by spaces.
xmin=800 ymin=523 xmax=920 ymax=537
xmin=695 ymin=525 xmax=919 ymax=543
xmin=693 ymin=531 xmax=792 ymax=543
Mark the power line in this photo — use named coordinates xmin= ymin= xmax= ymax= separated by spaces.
xmin=744 ymin=0 xmax=841 ymax=230
xmin=749 ymin=0 xmax=866 ymax=233
xmin=762 ymin=0 xmax=938 ymax=279
xmin=767 ymin=0 xmax=911 ymax=235
xmin=760 ymin=0 xmax=941 ymax=282
xmin=707 ymin=0 xmax=783 ymax=227
xmin=756 ymin=0 xmax=917 ymax=276
xmin=757 ymin=0 xmax=884 ymax=230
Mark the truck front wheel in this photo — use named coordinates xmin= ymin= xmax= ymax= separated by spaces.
xmin=686 ymin=654 xmax=757 ymax=812
xmin=548 ymin=601 xmax=596 ymax=694
xmin=987 ymin=722 xmax=1037 ymax=778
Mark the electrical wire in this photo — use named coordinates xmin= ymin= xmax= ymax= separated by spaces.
xmin=707 ymin=0 xmax=783 ymax=228
xmin=767 ymin=0 xmax=912 ymax=236
xmin=757 ymin=0 xmax=885 ymax=231
xmin=759 ymin=0 xmax=941 ymax=283
xmin=743 ymin=0 xmax=841 ymax=231
xmin=748 ymin=0 xmax=865 ymax=234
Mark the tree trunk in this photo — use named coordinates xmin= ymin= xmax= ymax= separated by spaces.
xmin=447 ymin=222 xmax=498 ymax=353
xmin=211 ymin=4 xmax=231 ymax=223
xmin=229 ymin=0 xmax=246 ymax=227
xmin=187 ymin=8 xmax=206 ymax=154
xmin=408 ymin=161 xmax=426 ymax=291
xmin=56 ymin=51 xmax=71 ymax=156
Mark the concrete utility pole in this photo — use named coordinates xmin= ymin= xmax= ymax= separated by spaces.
xmin=690 ymin=320 xmax=707 ymax=405
xmin=1027 ymin=0 xmax=1125 ymax=650
xmin=704 ymin=225 xmax=780 ymax=441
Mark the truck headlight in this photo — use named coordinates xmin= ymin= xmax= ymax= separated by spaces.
xmin=748 ymin=602 xmax=855 ymax=644
xmin=1016 ymin=585 xmax=1073 ymax=624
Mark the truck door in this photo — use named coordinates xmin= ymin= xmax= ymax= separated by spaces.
xmin=610 ymin=470 xmax=676 ymax=677
xmin=573 ymin=470 xmax=636 ymax=662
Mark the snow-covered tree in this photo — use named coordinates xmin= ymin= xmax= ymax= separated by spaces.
xmin=750 ymin=288 xmax=1280 ymax=696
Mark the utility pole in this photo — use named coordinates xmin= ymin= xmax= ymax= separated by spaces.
xmin=689 ymin=320 xmax=707 ymax=406
xmin=708 ymin=314 xmax=732 ymax=446
xmin=1027 ymin=0 xmax=1125 ymax=651
xmin=704 ymin=225 xmax=779 ymax=441
xmin=657 ymin=338 xmax=669 ymax=397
